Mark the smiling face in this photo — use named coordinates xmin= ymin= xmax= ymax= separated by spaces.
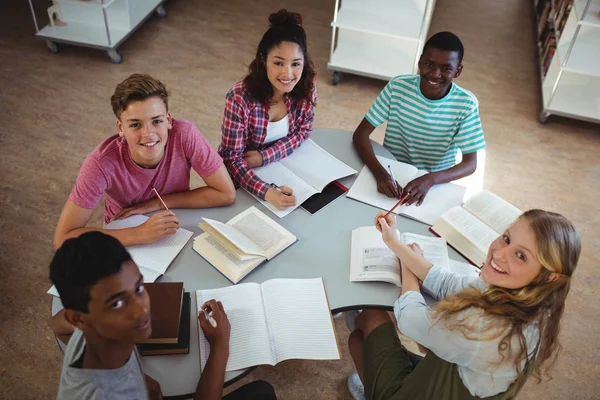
xmin=265 ymin=41 xmax=304 ymax=98
xmin=418 ymin=47 xmax=463 ymax=100
xmin=480 ymin=218 xmax=544 ymax=289
xmin=116 ymin=96 xmax=172 ymax=169
xmin=79 ymin=260 xmax=151 ymax=343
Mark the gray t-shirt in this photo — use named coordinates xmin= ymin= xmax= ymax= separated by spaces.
xmin=57 ymin=328 xmax=148 ymax=400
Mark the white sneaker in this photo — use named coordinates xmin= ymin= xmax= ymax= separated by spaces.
xmin=347 ymin=373 xmax=366 ymax=400
xmin=345 ymin=310 xmax=362 ymax=332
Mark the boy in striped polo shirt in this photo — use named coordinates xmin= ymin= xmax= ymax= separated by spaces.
xmin=352 ymin=31 xmax=485 ymax=207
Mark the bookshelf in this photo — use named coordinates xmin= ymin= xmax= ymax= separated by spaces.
xmin=28 ymin=0 xmax=167 ymax=63
xmin=534 ymin=0 xmax=600 ymax=124
xmin=327 ymin=0 xmax=436 ymax=85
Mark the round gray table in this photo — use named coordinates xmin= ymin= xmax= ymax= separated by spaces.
xmin=51 ymin=128 xmax=467 ymax=398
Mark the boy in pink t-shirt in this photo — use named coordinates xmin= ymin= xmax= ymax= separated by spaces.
xmin=54 ymin=74 xmax=236 ymax=248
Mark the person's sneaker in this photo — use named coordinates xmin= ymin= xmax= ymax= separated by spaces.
xmin=347 ymin=373 xmax=366 ymax=400
xmin=345 ymin=310 xmax=362 ymax=332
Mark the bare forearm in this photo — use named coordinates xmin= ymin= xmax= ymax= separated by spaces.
xmin=428 ymin=153 xmax=477 ymax=185
xmin=352 ymin=118 xmax=387 ymax=179
xmin=194 ymin=347 xmax=229 ymax=400
xmin=55 ymin=226 xmax=143 ymax=249
xmin=162 ymin=186 xmax=235 ymax=209
xmin=401 ymin=266 xmax=421 ymax=295
xmin=387 ymin=240 xmax=433 ymax=281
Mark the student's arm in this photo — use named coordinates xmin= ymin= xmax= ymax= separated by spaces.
xmin=53 ymin=200 xmax=179 ymax=249
xmin=402 ymin=152 xmax=477 ymax=206
xmin=47 ymin=309 xmax=75 ymax=345
xmin=195 ymin=300 xmax=231 ymax=400
xmin=259 ymin=85 xmax=317 ymax=165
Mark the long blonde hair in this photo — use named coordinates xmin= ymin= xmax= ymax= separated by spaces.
xmin=433 ymin=209 xmax=581 ymax=397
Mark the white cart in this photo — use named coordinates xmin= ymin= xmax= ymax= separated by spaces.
xmin=28 ymin=0 xmax=167 ymax=63
xmin=327 ymin=0 xmax=436 ymax=85
xmin=535 ymin=0 xmax=600 ymax=124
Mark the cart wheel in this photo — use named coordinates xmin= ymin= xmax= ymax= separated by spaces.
xmin=46 ymin=41 xmax=59 ymax=54
xmin=155 ymin=4 xmax=167 ymax=18
xmin=108 ymin=50 xmax=123 ymax=64
xmin=332 ymin=71 xmax=340 ymax=86
xmin=538 ymin=111 xmax=550 ymax=124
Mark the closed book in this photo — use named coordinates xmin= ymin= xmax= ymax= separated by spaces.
xmin=138 ymin=292 xmax=191 ymax=356
xmin=141 ymin=282 xmax=184 ymax=344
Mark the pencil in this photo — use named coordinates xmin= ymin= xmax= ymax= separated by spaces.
xmin=152 ymin=187 xmax=169 ymax=211
xmin=383 ymin=193 xmax=411 ymax=218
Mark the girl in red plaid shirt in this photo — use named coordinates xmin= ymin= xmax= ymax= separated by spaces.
xmin=218 ymin=9 xmax=317 ymax=210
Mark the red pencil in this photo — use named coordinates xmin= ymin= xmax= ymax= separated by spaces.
xmin=152 ymin=187 xmax=170 ymax=211
xmin=383 ymin=193 xmax=410 ymax=218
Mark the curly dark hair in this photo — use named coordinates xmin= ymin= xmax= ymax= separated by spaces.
xmin=243 ymin=9 xmax=316 ymax=106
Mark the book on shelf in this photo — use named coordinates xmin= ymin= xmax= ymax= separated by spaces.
xmin=430 ymin=190 xmax=522 ymax=267
xmin=47 ymin=215 xmax=193 ymax=297
xmin=138 ymin=292 xmax=191 ymax=356
xmin=346 ymin=155 xmax=466 ymax=226
xmin=350 ymin=226 xmax=451 ymax=287
xmin=193 ymin=206 xmax=297 ymax=284
xmin=196 ymin=278 xmax=340 ymax=372
xmin=247 ymin=139 xmax=357 ymax=218
xmin=140 ymin=282 xmax=184 ymax=344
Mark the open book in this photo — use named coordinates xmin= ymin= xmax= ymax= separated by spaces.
xmin=347 ymin=155 xmax=466 ymax=225
xmin=196 ymin=278 xmax=340 ymax=371
xmin=430 ymin=190 xmax=522 ymax=267
xmin=350 ymin=226 xmax=450 ymax=287
xmin=47 ymin=215 xmax=193 ymax=297
xmin=193 ymin=206 xmax=297 ymax=284
xmin=249 ymin=139 xmax=357 ymax=218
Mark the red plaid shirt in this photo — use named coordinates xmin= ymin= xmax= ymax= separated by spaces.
xmin=218 ymin=81 xmax=316 ymax=199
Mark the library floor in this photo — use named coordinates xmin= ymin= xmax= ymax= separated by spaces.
xmin=1 ymin=0 xmax=599 ymax=399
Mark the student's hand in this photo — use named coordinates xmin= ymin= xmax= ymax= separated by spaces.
xmin=376 ymin=175 xmax=401 ymax=198
xmin=135 ymin=210 xmax=179 ymax=244
xmin=264 ymin=187 xmax=296 ymax=210
xmin=407 ymin=243 xmax=424 ymax=258
xmin=112 ymin=198 xmax=161 ymax=220
xmin=47 ymin=309 xmax=75 ymax=336
xmin=145 ymin=375 xmax=163 ymax=400
xmin=403 ymin=175 xmax=435 ymax=206
xmin=374 ymin=211 xmax=399 ymax=245
xmin=243 ymin=150 xmax=264 ymax=168
xmin=199 ymin=300 xmax=231 ymax=354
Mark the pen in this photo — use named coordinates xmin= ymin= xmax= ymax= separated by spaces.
xmin=152 ymin=187 xmax=169 ymax=211
xmin=202 ymin=308 xmax=217 ymax=328
xmin=387 ymin=165 xmax=399 ymax=196
xmin=383 ymin=192 xmax=411 ymax=218
xmin=270 ymin=183 xmax=292 ymax=196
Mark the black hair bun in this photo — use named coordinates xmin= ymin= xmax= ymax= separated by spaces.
xmin=269 ymin=9 xmax=303 ymax=27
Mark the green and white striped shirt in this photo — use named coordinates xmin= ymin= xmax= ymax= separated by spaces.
xmin=365 ymin=75 xmax=485 ymax=172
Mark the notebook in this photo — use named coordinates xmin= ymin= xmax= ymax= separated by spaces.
xmin=47 ymin=215 xmax=193 ymax=297
xmin=350 ymin=226 xmax=450 ymax=287
xmin=346 ymin=155 xmax=466 ymax=225
xmin=193 ymin=206 xmax=297 ymax=284
xmin=248 ymin=139 xmax=357 ymax=218
xmin=196 ymin=278 xmax=340 ymax=372
xmin=141 ymin=282 xmax=184 ymax=344
xmin=430 ymin=190 xmax=522 ymax=266
xmin=138 ymin=292 xmax=191 ymax=356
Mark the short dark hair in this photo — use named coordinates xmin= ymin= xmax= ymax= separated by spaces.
xmin=243 ymin=9 xmax=316 ymax=105
xmin=49 ymin=232 xmax=132 ymax=313
xmin=423 ymin=31 xmax=464 ymax=63
xmin=110 ymin=73 xmax=169 ymax=118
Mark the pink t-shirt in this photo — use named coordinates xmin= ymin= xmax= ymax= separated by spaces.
xmin=69 ymin=119 xmax=223 ymax=223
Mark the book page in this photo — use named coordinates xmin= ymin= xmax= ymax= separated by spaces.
xmin=440 ymin=207 xmax=499 ymax=255
xmin=280 ymin=139 xmax=357 ymax=191
xmin=446 ymin=259 xmax=480 ymax=278
xmin=104 ymin=215 xmax=193 ymax=274
xmin=201 ymin=218 xmax=265 ymax=257
xmin=350 ymin=227 xmax=400 ymax=287
xmin=463 ymin=190 xmax=522 ymax=234
xmin=399 ymin=182 xmax=466 ymax=226
xmin=250 ymin=163 xmax=319 ymax=218
xmin=400 ymin=232 xmax=449 ymax=267
xmin=193 ymin=234 xmax=263 ymax=284
xmin=261 ymin=278 xmax=340 ymax=363
xmin=196 ymin=284 xmax=274 ymax=371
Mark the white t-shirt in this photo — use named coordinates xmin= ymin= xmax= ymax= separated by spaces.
xmin=264 ymin=115 xmax=289 ymax=144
